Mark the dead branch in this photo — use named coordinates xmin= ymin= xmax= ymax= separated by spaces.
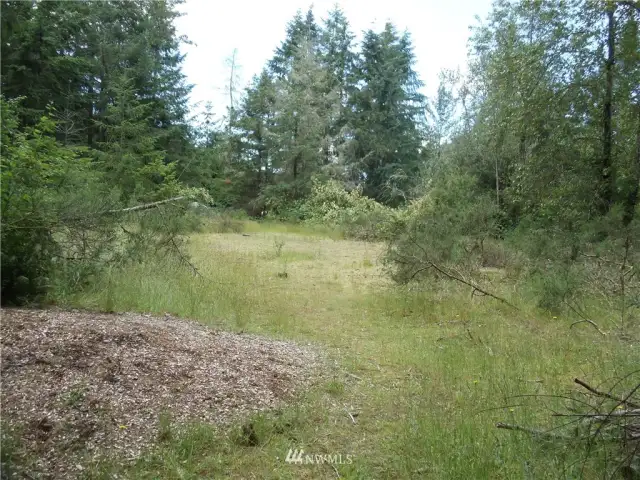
xmin=553 ymin=409 xmax=640 ymax=419
xmin=429 ymin=262 xmax=519 ymax=310
xmin=574 ymin=378 xmax=640 ymax=409
xmin=107 ymin=196 xmax=186 ymax=214
xmin=496 ymin=422 xmax=568 ymax=439
xmin=344 ymin=406 xmax=357 ymax=425
xmin=570 ymin=319 xmax=607 ymax=336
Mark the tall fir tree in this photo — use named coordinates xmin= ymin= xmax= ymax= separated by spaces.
xmin=347 ymin=23 xmax=425 ymax=206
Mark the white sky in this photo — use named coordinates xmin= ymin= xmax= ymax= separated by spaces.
xmin=174 ymin=0 xmax=494 ymax=120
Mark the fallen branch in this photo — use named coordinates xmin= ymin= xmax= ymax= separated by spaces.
xmin=107 ymin=196 xmax=186 ymax=214
xmin=574 ymin=378 xmax=640 ymax=409
xmin=570 ymin=319 xmax=606 ymax=336
xmin=496 ymin=422 xmax=568 ymax=439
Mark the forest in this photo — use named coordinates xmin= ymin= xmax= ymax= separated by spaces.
xmin=1 ymin=0 xmax=639 ymax=478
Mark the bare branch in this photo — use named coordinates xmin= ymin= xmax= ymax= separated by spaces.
xmin=569 ymin=319 xmax=606 ymax=336
xmin=496 ymin=422 xmax=568 ymax=439
xmin=574 ymin=378 xmax=640 ymax=409
xmin=107 ymin=196 xmax=186 ymax=214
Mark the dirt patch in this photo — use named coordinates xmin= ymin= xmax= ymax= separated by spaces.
xmin=1 ymin=308 xmax=324 ymax=478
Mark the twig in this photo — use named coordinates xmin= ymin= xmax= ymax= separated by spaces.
xmin=552 ymin=409 xmax=640 ymax=419
xmin=331 ymin=464 xmax=341 ymax=478
xmin=344 ymin=406 xmax=357 ymax=425
xmin=429 ymin=262 xmax=519 ymax=310
xmin=569 ymin=319 xmax=606 ymax=336
xmin=574 ymin=378 xmax=640 ymax=409
xmin=345 ymin=372 xmax=362 ymax=381
xmin=169 ymin=235 xmax=201 ymax=277
xmin=496 ymin=422 xmax=568 ymax=439
xmin=106 ymin=196 xmax=186 ymax=214
xmin=565 ymin=300 xmax=607 ymax=335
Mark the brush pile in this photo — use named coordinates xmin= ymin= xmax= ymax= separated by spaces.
xmin=497 ymin=376 xmax=640 ymax=477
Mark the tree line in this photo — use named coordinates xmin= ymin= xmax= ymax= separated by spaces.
xmin=1 ymin=0 xmax=639 ymax=307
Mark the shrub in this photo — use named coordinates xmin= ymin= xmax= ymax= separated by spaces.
xmin=384 ymin=171 xmax=500 ymax=283
xmin=1 ymin=99 xmax=119 ymax=303
xmin=1 ymin=98 xmax=209 ymax=304
xmin=301 ymin=179 xmax=393 ymax=241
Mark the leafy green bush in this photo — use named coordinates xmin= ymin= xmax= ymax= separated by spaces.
xmin=1 ymin=98 xmax=209 ymax=304
xmin=1 ymin=99 xmax=118 ymax=303
xmin=384 ymin=171 xmax=500 ymax=282
xmin=300 ymin=178 xmax=393 ymax=240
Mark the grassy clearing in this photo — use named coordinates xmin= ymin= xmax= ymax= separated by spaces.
xmin=53 ymin=223 xmax=636 ymax=478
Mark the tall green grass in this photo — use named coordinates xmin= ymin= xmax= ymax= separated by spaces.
xmin=46 ymin=225 xmax=639 ymax=478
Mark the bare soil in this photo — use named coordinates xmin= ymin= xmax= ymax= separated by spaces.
xmin=0 ymin=308 xmax=324 ymax=478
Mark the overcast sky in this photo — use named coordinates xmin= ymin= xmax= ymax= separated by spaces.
xmin=174 ymin=0 xmax=494 ymax=119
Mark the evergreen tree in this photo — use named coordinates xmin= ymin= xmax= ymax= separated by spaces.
xmin=269 ymin=7 xmax=320 ymax=79
xmin=94 ymin=74 xmax=180 ymax=204
xmin=234 ymin=70 xmax=278 ymax=208
xmin=270 ymin=41 xmax=339 ymax=196
xmin=318 ymin=6 xmax=357 ymax=170
xmin=347 ymin=23 xmax=425 ymax=206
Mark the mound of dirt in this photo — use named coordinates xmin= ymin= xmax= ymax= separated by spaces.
xmin=1 ymin=308 xmax=324 ymax=478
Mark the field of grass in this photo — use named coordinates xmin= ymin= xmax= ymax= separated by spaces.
xmin=63 ymin=222 xmax=636 ymax=479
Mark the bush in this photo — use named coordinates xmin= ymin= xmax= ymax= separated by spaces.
xmin=301 ymin=179 xmax=393 ymax=241
xmin=509 ymin=207 xmax=640 ymax=318
xmin=1 ymin=98 xmax=208 ymax=304
xmin=384 ymin=171 xmax=500 ymax=283
xmin=0 ymin=99 xmax=119 ymax=303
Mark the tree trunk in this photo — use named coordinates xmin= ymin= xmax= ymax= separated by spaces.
xmin=227 ymin=49 xmax=238 ymax=132
xmin=495 ymin=156 xmax=500 ymax=208
xmin=87 ymin=86 xmax=94 ymax=148
xmin=623 ymin=103 xmax=640 ymax=226
xmin=601 ymin=1 xmax=616 ymax=213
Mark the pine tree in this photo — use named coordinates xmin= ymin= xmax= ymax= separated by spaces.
xmin=94 ymin=74 xmax=179 ymax=203
xmin=318 ymin=6 xmax=357 ymax=171
xmin=234 ymin=70 xmax=278 ymax=205
xmin=270 ymin=40 xmax=339 ymax=194
xmin=269 ymin=8 xmax=320 ymax=79
xmin=347 ymin=23 xmax=425 ymax=206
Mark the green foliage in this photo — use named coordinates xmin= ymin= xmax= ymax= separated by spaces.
xmin=346 ymin=23 xmax=425 ymax=206
xmin=1 ymin=97 xmax=207 ymax=304
xmin=301 ymin=178 xmax=393 ymax=240
xmin=385 ymin=171 xmax=499 ymax=282
xmin=1 ymin=98 xmax=116 ymax=303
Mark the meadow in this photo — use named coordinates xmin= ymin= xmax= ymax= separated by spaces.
xmin=63 ymin=221 xmax=637 ymax=479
